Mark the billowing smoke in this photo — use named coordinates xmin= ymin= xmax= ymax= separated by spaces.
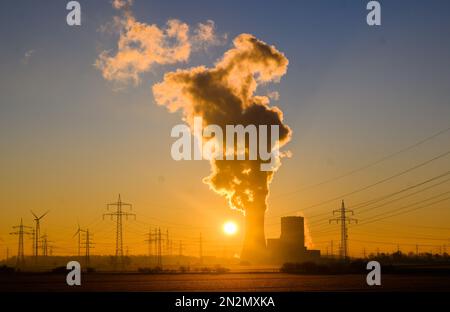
xmin=153 ymin=34 xmax=291 ymax=261
xmin=96 ymin=0 xmax=224 ymax=86
xmin=96 ymin=1 xmax=291 ymax=262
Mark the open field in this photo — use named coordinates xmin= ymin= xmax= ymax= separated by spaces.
xmin=1 ymin=272 xmax=450 ymax=292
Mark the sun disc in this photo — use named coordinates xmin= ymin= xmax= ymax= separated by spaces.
xmin=223 ymin=221 xmax=237 ymax=235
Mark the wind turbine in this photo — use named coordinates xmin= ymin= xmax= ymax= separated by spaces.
xmin=30 ymin=210 xmax=49 ymax=258
xmin=73 ymin=223 xmax=86 ymax=257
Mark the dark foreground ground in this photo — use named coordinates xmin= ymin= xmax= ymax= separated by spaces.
xmin=1 ymin=272 xmax=450 ymax=292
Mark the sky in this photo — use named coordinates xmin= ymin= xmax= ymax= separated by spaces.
xmin=1 ymin=0 xmax=450 ymax=259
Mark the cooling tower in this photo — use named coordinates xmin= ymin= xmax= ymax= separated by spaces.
xmin=280 ymin=216 xmax=305 ymax=249
xmin=240 ymin=206 xmax=267 ymax=263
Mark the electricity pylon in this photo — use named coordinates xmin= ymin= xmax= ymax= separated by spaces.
xmin=145 ymin=227 xmax=157 ymax=265
xmin=73 ymin=223 xmax=86 ymax=257
xmin=80 ymin=229 xmax=93 ymax=268
xmin=148 ymin=228 xmax=167 ymax=268
xmin=29 ymin=229 xmax=35 ymax=256
xmin=30 ymin=210 xmax=49 ymax=260
xmin=157 ymin=228 xmax=167 ymax=268
xmin=329 ymin=200 xmax=357 ymax=260
xmin=103 ymin=194 xmax=135 ymax=269
xmin=9 ymin=218 xmax=32 ymax=267
xmin=199 ymin=232 xmax=203 ymax=264
xmin=165 ymin=229 xmax=174 ymax=256
xmin=40 ymin=233 xmax=52 ymax=257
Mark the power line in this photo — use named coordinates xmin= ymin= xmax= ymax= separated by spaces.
xmin=356 ymin=180 xmax=450 ymax=215
xmin=352 ymin=171 xmax=450 ymax=211
xmin=271 ymin=149 xmax=450 ymax=218
xmin=307 ymin=172 xmax=450 ymax=229
xmin=313 ymin=192 xmax=450 ymax=238
xmin=357 ymin=195 xmax=450 ymax=226
xmin=350 ymin=230 xmax=450 ymax=242
xmin=271 ymin=126 xmax=450 ymax=200
xmin=378 ymin=222 xmax=450 ymax=231
xmin=267 ymin=169 xmax=450 ymax=228
xmin=350 ymin=238 xmax=442 ymax=248
xmin=292 ymin=189 xmax=450 ymax=241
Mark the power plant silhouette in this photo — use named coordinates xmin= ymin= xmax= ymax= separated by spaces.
xmin=241 ymin=212 xmax=321 ymax=264
xmin=267 ymin=216 xmax=320 ymax=264
xmin=2 ymin=193 xmax=448 ymax=270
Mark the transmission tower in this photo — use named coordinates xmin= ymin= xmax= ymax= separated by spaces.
xmin=30 ymin=210 xmax=49 ymax=260
xmin=40 ymin=234 xmax=52 ymax=257
xmin=80 ymin=229 xmax=94 ymax=268
xmin=9 ymin=218 xmax=33 ymax=267
xmin=157 ymin=228 xmax=162 ymax=267
xmin=73 ymin=223 xmax=85 ymax=257
xmin=145 ymin=227 xmax=153 ymax=257
xmin=29 ymin=229 xmax=35 ymax=257
xmin=165 ymin=229 xmax=174 ymax=256
xmin=145 ymin=227 xmax=158 ymax=265
xmin=158 ymin=228 xmax=168 ymax=268
xmin=154 ymin=228 xmax=158 ymax=259
xmin=199 ymin=233 xmax=203 ymax=264
xmin=329 ymin=200 xmax=357 ymax=259
xmin=41 ymin=235 xmax=47 ymax=256
xmin=330 ymin=240 xmax=334 ymax=258
xmin=103 ymin=194 xmax=135 ymax=269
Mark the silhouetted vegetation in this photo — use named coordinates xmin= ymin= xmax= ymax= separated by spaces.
xmin=0 ymin=265 xmax=15 ymax=275
xmin=137 ymin=266 xmax=164 ymax=273
xmin=368 ymin=251 xmax=450 ymax=265
xmin=281 ymin=252 xmax=450 ymax=275
xmin=137 ymin=265 xmax=230 ymax=274
xmin=281 ymin=260 xmax=367 ymax=274
xmin=50 ymin=266 xmax=68 ymax=274
xmin=194 ymin=265 xmax=230 ymax=273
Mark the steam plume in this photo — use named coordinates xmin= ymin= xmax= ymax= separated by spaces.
xmin=153 ymin=34 xmax=291 ymax=261
xmin=96 ymin=0 xmax=224 ymax=86
xmin=96 ymin=2 xmax=291 ymax=262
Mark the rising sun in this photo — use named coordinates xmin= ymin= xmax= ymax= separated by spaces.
xmin=223 ymin=221 xmax=238 ymax=235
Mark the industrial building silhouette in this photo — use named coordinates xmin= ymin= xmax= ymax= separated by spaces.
xmin=267 ymin=216 xmax=320 ymax=263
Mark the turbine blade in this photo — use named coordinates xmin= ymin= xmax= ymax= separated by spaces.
xmin=39 ymin=210 xmax=50 ymax=219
